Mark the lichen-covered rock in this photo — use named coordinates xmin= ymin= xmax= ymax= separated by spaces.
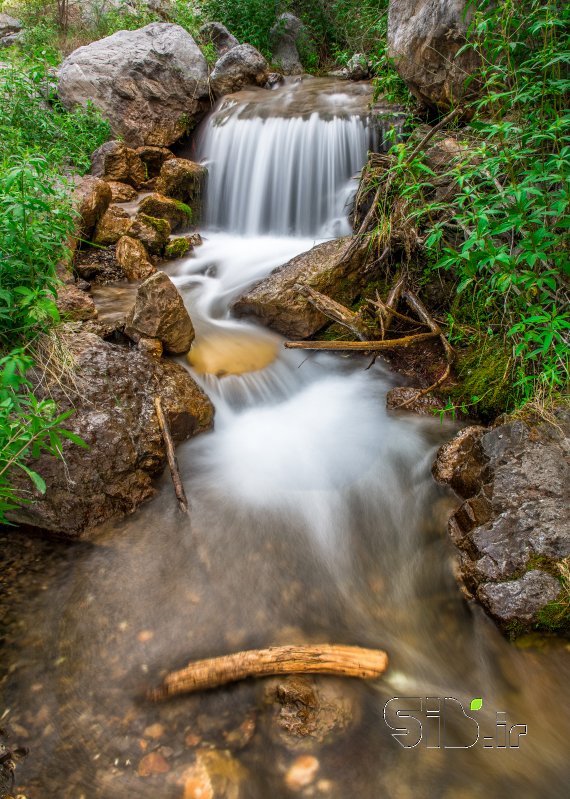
xmin=91 ymin=140 xmax=147 ymax=188
xmin=270 ymin=13 xmax=303 ymax=75
xmin=477 ymin=571 xmax=562 ymax=629
xmin=345 ymin=53 xmax=371 ymax=81
xmin=93 ymin=204 xmax=132 ymax=246
xmin=72 ymin=175 xmax=112 ymax=240
xmin=11 ymin=331 xmax=213 ymax=537
xmin=198 ymin=21 xmax=239 ymax=55
xmin=138 ymin=193 xmax=192 ymax=232
xmin=58 ymin=23 xmax=210 ymax=147
xmin=115 ymin=235 xmax=156 ymax=280
xmin=155 ymin=158 xmax=207 ymax=220
xmin=210 ymin=44 xmax=270 ymax=97
xmin=107 ymin=180 xmax=138 ymax=203
xmin=0 ymin=12 xmax=22 ymax=48
xmin=56 ymin=284 xmax=98 ymax=321
xmin=130 ymin=214 xmax=171 ymax=255
xmin=433 ymin=412 xmax=570 ymax=635
xmin=125 ymin=271 xmax=195 ymax=354
xmin=387 ymin=0 xmax=480 ymax=111
xmin=135 ymin=145 xmax=175 ymax=178
xmin=232 ymin=238 xmax=371 ymax=339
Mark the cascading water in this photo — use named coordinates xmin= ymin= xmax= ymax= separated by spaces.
xmin=3 ymin=78 xmax=569 ymax=799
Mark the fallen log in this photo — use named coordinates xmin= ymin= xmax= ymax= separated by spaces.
xmin=154 ymin=396 xmax=189 ymax=514
xmin=149 ymin=644 xmax=389 ymax=699
xmin=294 ymin=284 xmax=370 ymax=341
xmin=284 ymin=332 xmax=438 ymax=351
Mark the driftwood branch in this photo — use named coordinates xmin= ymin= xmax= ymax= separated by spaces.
xmin=295 ymin=284 xmax=370 ymax=341
xmin=405 ymin=106 xmax=463 ymax=164
xmin=284 ymin=332 xmax=438 ymax=351
xmin=154 ymin=396 xmax=189 ymax=514
xmin=149 ymin=644 xmax=389 ymax=700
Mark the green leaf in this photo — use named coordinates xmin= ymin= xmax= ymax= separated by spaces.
xmin=470 ymin=698 xmax=483 ymax=711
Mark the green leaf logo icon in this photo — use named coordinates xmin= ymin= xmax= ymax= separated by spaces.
xmin=470 ymin=698 xmax=483 ymax=711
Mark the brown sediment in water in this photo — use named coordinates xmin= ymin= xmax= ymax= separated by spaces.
xmin=187 ymin=332 xmax=278 ymax=377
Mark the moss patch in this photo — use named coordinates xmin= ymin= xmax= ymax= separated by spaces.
xmin=164 ymin=238 xmax=191 ymax=260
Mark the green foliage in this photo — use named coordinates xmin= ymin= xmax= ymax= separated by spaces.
xmin=375 ymin=0 xmax=569 ymax=416
xmin=0 ymin=47 xmax=110 ymax=523
xmin=0 ymin=350 xmax=86 ymax=524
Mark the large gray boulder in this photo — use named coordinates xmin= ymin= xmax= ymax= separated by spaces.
xmin=232 ymin=238 xmax=371 ymax=339
xmin=198 ymin=21 xmax=239 ymax=55
xmin=433 ymin=413 xmax=570 ymax=636
xmin=387 ymin=0 xmax=480 ymax=111
xmin=12 ymin=331 xmax=213 ymax=538
xmin=0 ymin=12 xmax=23 ymax=48
xmin=209 ymin=43 xmax=270 ymax=97
xmin=270 ymin=12 xmax=303 ymax=75
xmin=58 ymin=23 xmax=210 ymax=147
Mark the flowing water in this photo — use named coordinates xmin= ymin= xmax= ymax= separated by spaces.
xmin=1 ymin=77 xmax=569 ymax=799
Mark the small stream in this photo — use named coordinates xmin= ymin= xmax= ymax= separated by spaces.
xmin=1 ymin=77 xmax=569 ymax=799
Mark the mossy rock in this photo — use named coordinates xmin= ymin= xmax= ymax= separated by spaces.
xmin=130 ymin=213 xmax=171 ymax=255
xmin=138 ymin=193 xmax=192 ymax=233
xmin=164 ymin=238 xmax=191 ymax=260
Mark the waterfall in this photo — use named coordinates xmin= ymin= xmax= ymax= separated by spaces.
xmin=197 ymin=79 xmax=398 ymax=237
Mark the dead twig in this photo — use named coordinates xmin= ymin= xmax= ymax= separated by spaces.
xmin=154 ymin=396 xmax=189 ymax=514
xmin=295 ymin=284 xmax=370 ymax=341
xmin=284 ymin=332 xmax=438 ymax=351
xmin=149 ymin=644 xmax=389 ymax=699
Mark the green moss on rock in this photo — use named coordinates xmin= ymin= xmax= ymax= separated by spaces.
xmin=165 ymin=238 xmax=191 ymax=260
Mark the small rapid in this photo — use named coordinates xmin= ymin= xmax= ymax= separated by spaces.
xmin=2 ymin=77 xmax=569 ymax=799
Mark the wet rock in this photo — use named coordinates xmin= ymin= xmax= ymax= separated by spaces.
xmin=107 ymin=180 xmax=138 ymax=203
xmin=138 ymin=193 xmax=192 ymax=232
xmin=93 ymin=204 xmax=133 ymax=246
xmin=74 ymin=245 xmax=124 ymax=284
xmin=164 ymin=237 xmax=191 ymax=260
xmin=130 ymin=213 xmax=171 ymax=255
xmin=232 ymin=237 xmax=372 ymax=339
xmin=270 ymin=13 xmax=303 ymax=75
xmin=135 ymin=145 xmax=175 ymax=178
xmin=386 ymin=387 xmax=445 ymax=416
xmin=91 ymin=140 xmax=147 ymax=188
xmin=72 ymin=175 xmax=112 ymax=241
xmin=199 ymin=21 xmax=239 ymax=56
xmin=478 ymin=571 xmax=562 ymax=628
xmin=58 ymin=23 xmax=210 ymax=147
xmin=177 ymin=749 xmax=247 ymax=799
xmin=11 ymin=331 xmax=213 ymax=537
xmin=125 ymin=271 xmax=195 ymax=354
xmin=264 ymin=676 xmax=359 ymax=750
xmin=115 ymin=235 xmax=156 ymax=280
xmin=137 ymin=337 xmax=163 ymax=358
xmin=433 ymin=412 xmax=570 ymax=635
xmin=387 ymin=0 xmax=480 ymax=111
xmin=56 ymin=283 xmax=98 ymax=321
xmin=155 ymin=158 xmax=207 ymax=220
xmin=285 ymin=755 xmax=320 ymax=792
xmin=210 ymin=44 xmax=270 ymax=97
xmin=138 ymin=750 xmax=170 ymax=776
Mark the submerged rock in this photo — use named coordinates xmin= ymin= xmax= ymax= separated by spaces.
xmin=12 ymin=331 xmax=213 ymax=537
xmin=125 ymin=271 xmax=195 ymax=354
xmin=210 ymin=44 xmax=270 ymax=97
xmin=58 ymin=23 xmax=210 ymax=147
xmin=387 ymin=0 xmax=480 ymax=111
xmin=232 ymin=237 xmax=371 ymax=339
xmin=433 ymin=412 xmax=570 ymax=635
xmin=176 ymin=749 xmax=247 ymax=799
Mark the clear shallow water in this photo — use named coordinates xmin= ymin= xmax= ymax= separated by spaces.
xmin=1 ymin=79 xmax=569 ymax=799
